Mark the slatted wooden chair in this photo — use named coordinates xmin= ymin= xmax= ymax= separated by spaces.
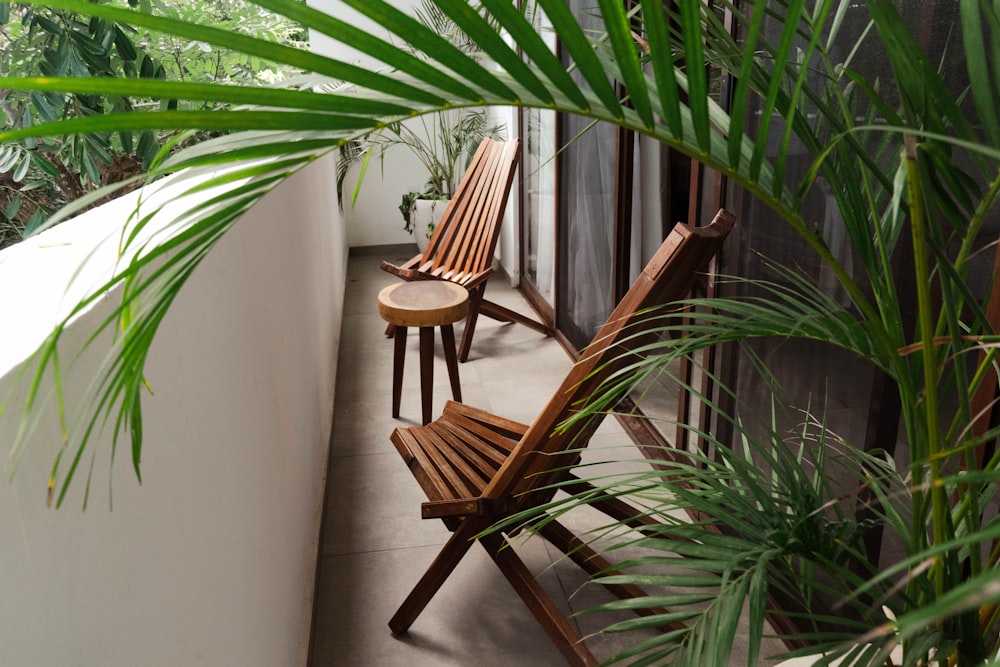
xmin=388 ymin=210 xmax=736 ymax=666
xmin=381 ymin=137 xmax=549 ymax=362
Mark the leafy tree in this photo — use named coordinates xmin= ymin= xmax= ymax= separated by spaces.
xmin=144 ymin=0 xmax=306 ymax=87
xmin=0 ymin=0 xmax=306 ymax=248
xmin=0 ymin=3 xmax=157 ymax=245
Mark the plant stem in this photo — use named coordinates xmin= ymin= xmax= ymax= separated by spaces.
xmin=904 ymin=135 xmax=948 ymax=616
xmin=952 ymin=168 xmax=1000 ymax=277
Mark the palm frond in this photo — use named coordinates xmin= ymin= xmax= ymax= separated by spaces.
xmin=2 ymin=0 xmax=1000 ymax=663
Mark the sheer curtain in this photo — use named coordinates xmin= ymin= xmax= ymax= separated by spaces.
xmin=521 ymin=2 xmax=557 ymax=305
xmin=560 ymin=115 xmax=617 ymax=344
xmin=524 ymin=107 xmax=556 ymax=304
xmin=557 ymin=0 xmax=618 ymax=345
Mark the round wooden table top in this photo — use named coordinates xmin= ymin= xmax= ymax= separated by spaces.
xmin=377 ymin=280 xmax=469 ymax=327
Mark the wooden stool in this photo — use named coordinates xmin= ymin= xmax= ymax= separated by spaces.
xmin=377 ymin=281 xmax=469 ymax=424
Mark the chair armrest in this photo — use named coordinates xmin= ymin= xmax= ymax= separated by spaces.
xmin=380 ymin=260 xmax=420 ymax=280
xmin=381 ymin=259 xmax=445 ymax=283
xmin=421 ymin=497 xmax=494 ymax=519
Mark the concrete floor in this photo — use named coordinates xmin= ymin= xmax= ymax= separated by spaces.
xmin=309 ymin=248 xmax=780 ymax=666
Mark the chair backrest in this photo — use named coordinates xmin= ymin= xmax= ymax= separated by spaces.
xmin=482 ymin=209 xmax=736 ymax=511
xmin=418 ymin=138 xmax=521 ymax=285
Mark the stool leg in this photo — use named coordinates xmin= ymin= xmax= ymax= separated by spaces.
xmin=392 ymin=326 xmax=407 ymax=418
xmin=441 ymin=324 xmax=462 ymax=402
xmin=419 ymin=326 xmax=434 ymax=425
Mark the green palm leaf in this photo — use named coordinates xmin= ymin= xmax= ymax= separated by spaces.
xmin=256 ymin=0 xmax=496 ymax=101
xmin=2 ymin=0 xmax=1000 ymax=663
xmin=536 ymin=0 xmax=622 ymax=117
xmin=0 ymin=76 xmax=414 ymax=114
xmin=435 ymin=0 xmax=560 ymax=106
xmin=12 ymin=0 xmax=451 ymax=104
xmin=638 ymin=0 xmax=681 ymax=138
xmin=598 ymin=0 xmax=653 ymax=129
xmin=677 ymin=0 xmax=709 ymax=152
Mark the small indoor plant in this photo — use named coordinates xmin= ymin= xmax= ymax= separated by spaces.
xmin=338 ymin=107 xmax=504 ymax=247
xmin=384 ymin=107 xmax=503 ymax=242
xmin=336 ymin=0 xmax=503 ymax=246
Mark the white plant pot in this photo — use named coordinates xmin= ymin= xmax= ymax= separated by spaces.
xmin=409 ymin=198 xmax=449 ymax=253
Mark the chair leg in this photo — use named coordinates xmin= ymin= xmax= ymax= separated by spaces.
xmin=419 ymin=326 xmax=434 ymax=425
xmin=480 ymin=299 xmax=552 ymax=335
xmin=389 ymin=520 xmax=480 ymax=634
xmin=481 ymin=532 xmax=599 ymax=667
xmin=392 ymin=326 xmax=407 ymax=418
xmin=458 ymin=286 xmax=485 ymax=363
xmin=440 ymin=323 xmax=462 ymax=402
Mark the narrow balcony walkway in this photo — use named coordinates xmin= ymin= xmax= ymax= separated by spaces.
xmin=309 ymin=247 xmax=772 ymax=666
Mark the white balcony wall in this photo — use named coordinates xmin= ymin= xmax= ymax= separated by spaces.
xmin=0 ymin=154 xmax=345 ymax=666
xmin=307 ymin=0 xmax=427 ymax=249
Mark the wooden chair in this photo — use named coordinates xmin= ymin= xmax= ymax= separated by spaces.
xmin=381 ymin=137 xmax=549 ymax=362
xmin=388 ymin=210 xmax=736 ymax=666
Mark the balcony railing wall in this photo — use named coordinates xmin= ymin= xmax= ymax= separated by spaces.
xmin=0 ymin=153 xmax=345 ymax=666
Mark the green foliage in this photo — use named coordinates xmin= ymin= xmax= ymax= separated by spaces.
xmin=363 ymin=107 xmax=504 ymax=233
xmin=0 ymin=3 xmax=169 ymax=239
xmin=380 ymin=109 xmax=504 ymax=200
xmin=0 ymin=0 xmax=999 ymax=664
xmin=139 ymin=0 xmax=307 ymax=87
xmin=336 ymin=0 xmax=504 ymax=231
xmin=397 ymin=188 xmax=445 ymax=237
xmin=0 ymin=0 xmax=307 ymax=248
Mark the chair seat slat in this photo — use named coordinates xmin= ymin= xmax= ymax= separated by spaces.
xmin=444 ymin=413 xmax=520 ymax=458
xmin=443 ymin=400 xmax=529 ymax=440
xmin=424 ymin=424 xmax=496 ymax=492
xmin=391 ymin=428 xmax=454 ymax=503
xmin=419 ymin=428 xmax=477 ymax=500
xmin=436 ymin=418 xmax=510 ymax=469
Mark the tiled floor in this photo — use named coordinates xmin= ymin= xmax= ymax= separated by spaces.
xmin=309 ymin=248 xmax=778 ymax=666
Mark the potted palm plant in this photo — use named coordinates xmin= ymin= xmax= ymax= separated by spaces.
xmin=335 ymin=0 xmax=503 ymax=249
xmin=343 ymin=107 xmax=503 ymax=250
xmin=3 ymin=0 xmax=1000 ymax=665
